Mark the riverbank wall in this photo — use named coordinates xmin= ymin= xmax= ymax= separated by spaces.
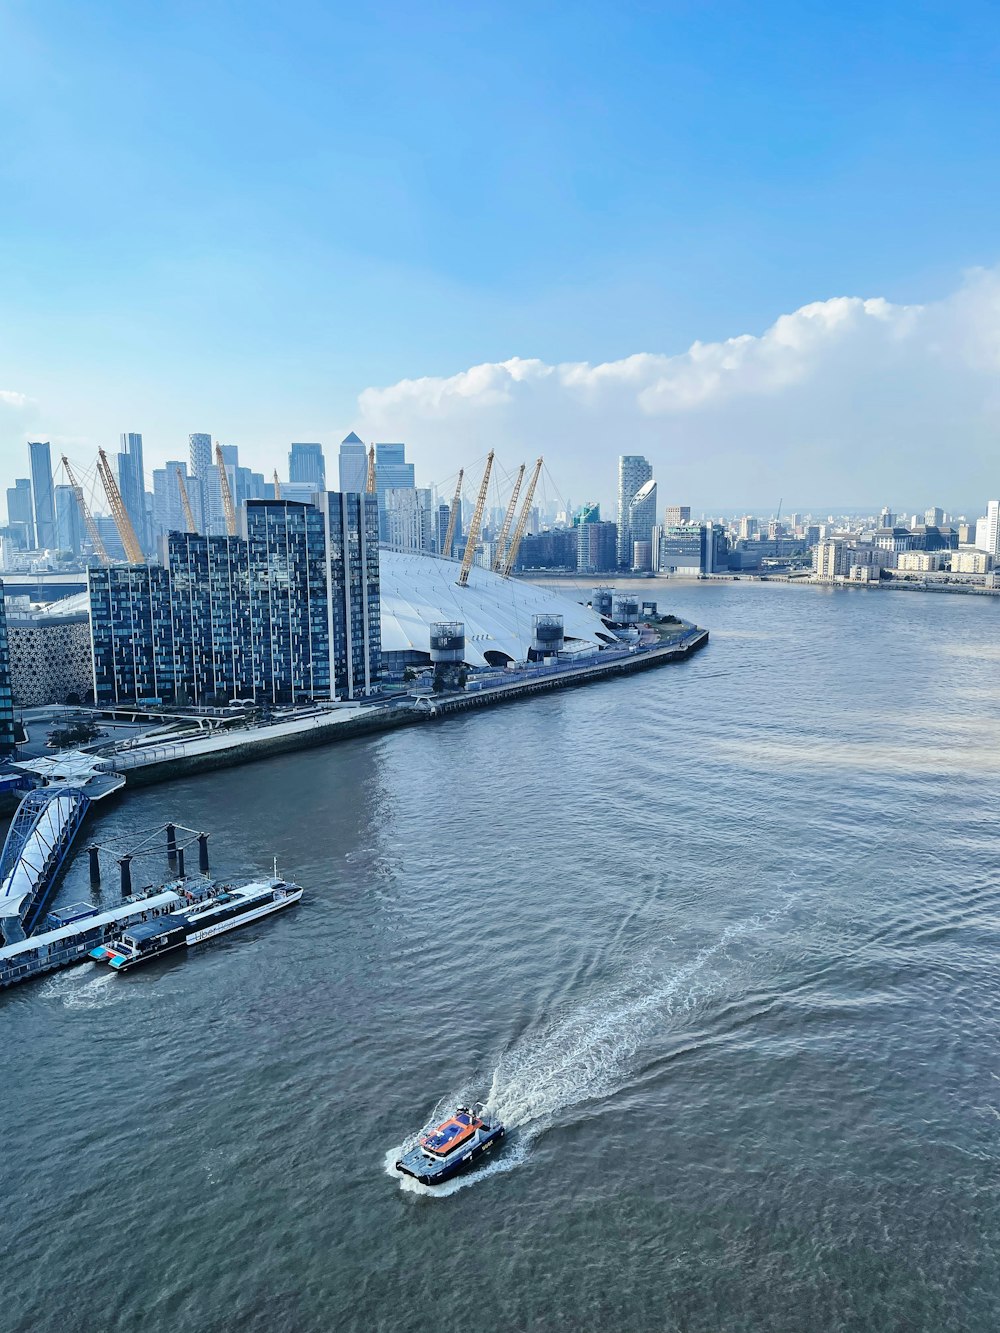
xmin=101 ymin=628 xmax=709 ymax=788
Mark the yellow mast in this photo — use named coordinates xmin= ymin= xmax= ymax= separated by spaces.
xmin=175 ymin=468 xmax=197 ymax=533
xmin=442 ymin=468 xmax=463 ymax=559
xmin=96 ymin=447 xmax=143 ymax=563
xmin=499 ymin=457 xmax=543 ymax=578
xmin=61 ymin=456 xmax=110 ymax=565
xmin=457 ymin=451 xmax=494 ymax=588
xmin=492 ymin=462 xmax=525 ymax=572
xmin=215 ymin=442 xmax=237 ymax=536
xmin=366 ymin=444 xmax=376 ymax=494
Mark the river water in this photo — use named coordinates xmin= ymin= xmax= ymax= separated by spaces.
xmin=4 ymin=581 xmax=1000 ymax=1332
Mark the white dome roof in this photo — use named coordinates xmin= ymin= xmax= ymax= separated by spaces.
xmin=378 ymin=549 xmax=611 ymax=666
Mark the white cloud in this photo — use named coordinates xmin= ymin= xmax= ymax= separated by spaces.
xmin=357 ymin=269 xmax=1000 ymax=509
xmin=0 ymin=390 xmax=30 ymax=410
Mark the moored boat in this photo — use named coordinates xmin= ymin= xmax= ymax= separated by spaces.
xmin=90 ymin=877 xmax=301 ymax=972
xmin=395 ymin=1103 xmax=505 ymax=1185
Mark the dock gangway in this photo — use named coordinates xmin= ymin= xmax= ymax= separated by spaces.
xmin=0 ymin=788 xmax=93 ymax=945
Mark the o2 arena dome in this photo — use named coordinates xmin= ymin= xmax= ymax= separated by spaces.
xmin=378 ymin=549 xmax=615 ymax=668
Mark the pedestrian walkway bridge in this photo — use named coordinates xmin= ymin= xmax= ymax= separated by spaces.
xmin=0 ymin=755 xmax=126 ymax=946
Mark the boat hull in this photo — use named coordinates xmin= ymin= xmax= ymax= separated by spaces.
xmin=396 ymin=1124 xmax=506 ymax=1185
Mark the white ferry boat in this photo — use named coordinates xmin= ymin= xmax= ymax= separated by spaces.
xmin=90 ymin=878 xmax=302 ymax=972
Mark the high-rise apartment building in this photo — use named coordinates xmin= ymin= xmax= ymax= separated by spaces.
xmin=576 ymin=520 xmax=618 ymax=573
xmin=6 ymin=479 xmax=35 ymax=549
xmin=925 ymin=506 xmax=945 ymax=528
xmin=188 ymin=433 xmax=213 ymax=532
xmin=28 ymin=441 xmax=56 ymax=550
xmin=384 ymin=487 xmax=434 ymax=551
xmin=325 ymin=492 xmax=381 ymax=697
xmin=617 ymin=455 xmax=653 ymax=568
xmin=289 ymin=442 xmax=326 ymax=489
xmin=90 ymin=496 xmax=381 ymax=706
xmin=117 ymin=432 xmax=149 ymax=552
xmin=338 ymin=432 xmax=369 ymax=494
xmin=0 ymin=588 xmax=17 ymax=755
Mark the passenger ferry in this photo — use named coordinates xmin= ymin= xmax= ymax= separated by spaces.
xmin=395 ymin=1103 xmax=506 ymax=1186
xmin=90 ymin=878 xmax=301 ymax=972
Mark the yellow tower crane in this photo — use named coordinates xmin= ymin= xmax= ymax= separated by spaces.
xmin=442 ymin=468 xmax=463 ymax=559
xmin=215 ymin=443 xmax=237 ymax=536
xmin=457 ymin=451 xmax=494 ymax=588
xmin=499 ymin=456 xmax=543 ymax=578
xmin=492 ymin=462 xmax=525 ymax=573
xmin=61 ymin=456 xmax=110 ymax=565
xmin=96 ymin=447 xmax=144 ymax=563
xmin=175 ymin=468 xmax=197 ymax=533
xmin=366 ymin=444 xmax=376 ymax=494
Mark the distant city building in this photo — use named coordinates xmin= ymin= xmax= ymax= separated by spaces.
xmin=6 ymin=607 xmax=92 ymax=706
xmin=338 ymin=431 xmax=369 ymax=494
xmin=289 ymin=442 xmax=326 ymax=489
xmin=897 ymin=551 xmax=941 ymax=572
xmin=188 ymin=433 xmax=213 ymax=531
xmin=573 ymin=502 xmax=601 ymax=526
xmin=652 ymin=522 xmax=727 ymax=575
xmin=951 ymin=549 xmax=992 ymax=574
xmin=152 ymin=461 xmax=193 ymax=543
xmin=6 ymin=478 xmax=35 ymax=549
xmin=515 ymin=528 xmax=577 ymax=571
xmin=0 ymin=589 xmax=16 ymax=754
xmin=975 ymin=501 xmax=1000 ymax=557
xmin=627 ymin=478 xmax=657 ymax=558
xmin=925 ymin=507 xmax=945 ymax=527
xmin=617 ymin=455 xmax=653 ymax=568
xmin=813 ymin=539 xmax=851 ymax=579
xmin=117 ymin=432 xmax=149 ymax=553
xmin=663 ymin=505 xmax=691 ymax=525
xmin=879 ymin=506 xmax=895 ymax=528
xmin=384 ymin=487 xmax=433 ymax=552
xmin=53 ymin=484 xmax=82 ymax=555
xmin=576 ymin=521 xmax=617 ymax=574
xmin=28 ymin=441 xmax=56 ymax=550
xmin=738 ymin=515 xmax=756 ymax=541
xmin=375 ymin=443 xmax=415 ymax=542
xmin=279 ymin=481 xmax=321 ymax=505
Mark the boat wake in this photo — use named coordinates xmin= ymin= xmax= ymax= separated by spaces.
xmin=40 ymin=964 xmax=131 ymax=1011
xmin=387 ymin=901 xmax=792 ymax=1197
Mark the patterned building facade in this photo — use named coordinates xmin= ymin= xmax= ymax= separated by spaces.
xmin=89 ymin=496 xmax=380 ymax=707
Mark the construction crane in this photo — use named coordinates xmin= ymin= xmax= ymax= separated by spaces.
xmin=499 ymin=456 xmax=543 ymax=578
xmin=215 ymin=443 xmax=237 ymax=536
xmin=366 ymin=444 xmax=376 ymax=494
xmin=61 ymin=456 xmax=110 ymax=565
xmin=492 ymin=462 xmax=525 ymax=572
xmin=273 ymin=470 xmax=281 ymax=500
xmin=175 ymin=468 xmax=197 ymax=534
xmin=457 ymin=451 xmax=494 ymax=588
xmin=96 ymin=447 xmax=144 ymax=563
xmin=441 ymin=469 xmax=463 ymax=559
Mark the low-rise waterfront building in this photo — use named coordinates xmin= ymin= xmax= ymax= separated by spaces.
xmin=950 ymin=548 xmax=993 ymax=574
xmin=896 ymin=551 xmax=941 ymax=572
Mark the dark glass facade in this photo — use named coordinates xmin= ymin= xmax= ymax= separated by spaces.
xmin=325 ymin=492 xmax=381 ymax=698
xmin=89 ymin=496 xmax=379 ymax=706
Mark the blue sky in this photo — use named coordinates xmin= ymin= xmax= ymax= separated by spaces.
xmin=2 ymin=1 xmax=1000 ymax=507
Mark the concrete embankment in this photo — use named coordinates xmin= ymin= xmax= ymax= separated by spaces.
xmin=102 ymin=628 xmax=709 ymax=788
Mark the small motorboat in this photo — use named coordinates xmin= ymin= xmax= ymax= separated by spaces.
xmin=395 ymin=1103 xmax=505 ymax=1186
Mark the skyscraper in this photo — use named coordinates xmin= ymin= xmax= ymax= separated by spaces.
xmin=117 ymin=432 xmax=149 ymax=553
xmin=975 ymin=501 xmax=1000 ymax=557
xmin=616 ymin=455 xmax=653 ymax=568
xmin=152 ymin=462 xmax=194 ymax=541
xmin=325 ymin=491 xmax=381 ymax=698
xmin=627 ymin=478 xmax=657 ymax=568
xmin=289 ymin=442 xmax=326 ymax=489
xmin=338 ymin=431 xmax=368 ymax=493
xmin=189 ymin=433 xmax=213 ymax=532
xmin=6 ymin=479 xmax=35 ymax=549
xmin=28 ymin=441 xmax=56 ymax=550
xmin=375 ymin=443 xmax=415 ymax=542
xmin=54 ymin=484 xmax=82 ymax=555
